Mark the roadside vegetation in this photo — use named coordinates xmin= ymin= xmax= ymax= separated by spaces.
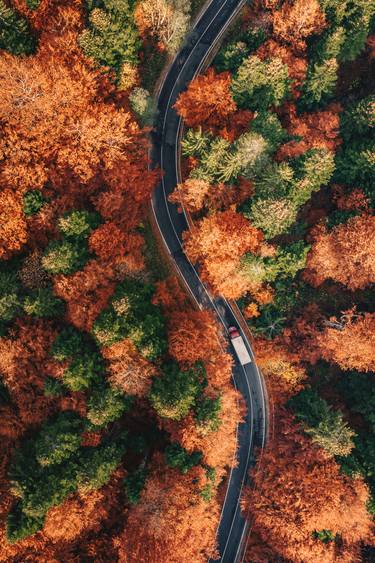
xmin=172 ymin=0 xmax=375 ymax=560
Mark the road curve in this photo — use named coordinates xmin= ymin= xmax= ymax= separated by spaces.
xmin=150 ymin=1 xmax=269 ymax=561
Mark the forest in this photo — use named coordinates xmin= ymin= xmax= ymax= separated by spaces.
xmin=0 ymin=0 xmax=241 ymax=561
xmin=172 ymin=0 xmax=375 ymax=560
xmin=0 ymin=0 xmax=374 ymax=561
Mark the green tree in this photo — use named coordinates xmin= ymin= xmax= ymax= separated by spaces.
xmin=149 ymin=362 xmax=202 ymax=420
xmin=124 ymin=467 xmax=147 ymax=504
xmin=35 ymin=412 xmax=83 ymax=467
xmin=129 ymin=87 xmax=155 ymax=126
xmin=314 ymin=27 xmax=346 ymax=60
xmin=0 ymin=270 xmax=22 ymax=324
xmin=76 ymin=438 xmax=127 ymax=492
xmin=290 ymin=149 xmax=335 ymax=207
xmin=86 ymin=385 xmax=132 ymax=426
xmin=214 ymin=40 xmax=250 ymax=72
xmin=58 ymin=210 xmax=100 ymax=240
xmin=250 ymin=112 xmax=287 ymax=153
xmin=23 ymin=287 xmax=64 ymax=318
xmin=62 ymin=350 xmax=104 ymax=391
xmin=288 ymin=388 xmax=356 ymax=457
xmin=6 ymin=503 xmax=44 ymax=544
xmin=0 ymin=0 xmax=36 ymax=55
xmin=23 ymin=190 xmax=45 ymax=216
xmin=165 ymin=443 xmax=202 ymax=473
xmin=194 ymin=395 xmax=221 ymax=432
xmin=43 ymin=377 xmax=66 ymax=398
xmin=181 ymin=127 xmax=212 ymax=158
xmin=92 ymin=279 xmax=167 ymax=358
xmin=245 ymin=198 xmax=298 ymax=239
xmin=26 ymin=0 xmax=40 ymax=9
xmin=42 ymin=239 xmax=90 ymax=275
xmin=231 ymin=55 xmax=290 ymax=110
xmin=51 ymin=326 xmax=88 ymax=361
xmin=300 ymin=58 xmax=338 ymax=107
xmin=79 ymin=0 xmax=140 ymax=80
xmin=312 ymin=529 xmax=336 ymax=543
xmin=340 ymin=95 xmax=375 ymax=141
xmin=252 ymin=161 xmax=296 ymax=200
xmin=266 ymin=241 xmax=310 ymax=281
xmin=334 ymin=141 xmax=375 ymax=195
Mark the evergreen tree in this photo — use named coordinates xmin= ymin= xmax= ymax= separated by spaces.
xmin=129 ymin=87 xmax=155 ymax=126
xmin=0 ymin=270 xmax=22 ymax=324
xmin=6 ymin=502 xmax=44 ymax=544
xmin=42 ymin=239 xmax=90 ymax=275
xmin=300 ymin=58 xmax=338 ymax=107
xmin=76 ymin=438 xmax=127 ymax=492
xmin=23 ymin=287 xmax=64 ymax=318
xmin=35 ymin=412 xmax=83 ymax=467
xmin=246 ymin=198 xmax=298 ymax=239
xmin=288 ymin=388 xmax=356 ymax=457
xmin=124 ymin=467 xmax=147 ymax=504
xmin=165 ymin=443 xmax=202 ymax=473
xmin=79 ymin=0 xmax=140 ymax=80
xmin=231 ymin=55 xmax=290 ymax=110
xmin=62 ymin=350 xmax=104 ymax=391
xmin=58 ymin=210 xmax=101 ymax=240
xmin=181 ymin=127 xmax=212 ymax=158
xmin=0 ymin=0 xmax=36 ymax=55
xmin=51 ymin=326 xmax=88 ymax=361
xmin=290 ymin=149 xmax=335 ymax=207
xmin=86 ymin=385 xmax=132 ymax=426
xmin=23 ymin=190 xmax=45 ymax=216
xmin=194 ymin=395 xmax=221 ymax=432
xmin=149 ymin=362 xmax=202 ymax=420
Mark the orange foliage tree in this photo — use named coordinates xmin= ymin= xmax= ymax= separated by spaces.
xmin=183 ymin=209 xmax=263 ymax=298
xmin=272 ymin=0 xmax=327 ymax=51
xmin=114 ymin=455 xmax=220 ymax=562
xmin=315 ymin=312 xmax=375 ymax=372
xmin=167 ymin=310 xmax=226 ymax=366
xmin=0 ymin=190 xmax=27 ymax=259
xmin=102 ymin=338 xmax=157 ymax=397
xmin=174 ymin=68 xmax=237 ymax=128
xmin=245 ymin=410 xmax=372 ymax=562
xmin=254 ymin=337 xmax=306 ymax=403
xmin=0 ymin=53 xmax=143 ymax=192
xmin=305 ymin=214 xmax=375 ymax=290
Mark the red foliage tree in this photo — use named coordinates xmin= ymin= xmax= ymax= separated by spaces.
xmin=277 ymin=102 xmax=342 ymax=160
xmin=0 ymin=319 xmax=58 ymax=426
xmin=257 ymin=39 xmax=308 ymax=94
xmin=174 ymin=68 xmax=237 ymax=128
xmin=89 ymin=222 xmax=145 ymax=271
xmin=53 ymin=259 xmax=116 ymax=331
xmin=167 ymin=310 xmax=225 ymax=366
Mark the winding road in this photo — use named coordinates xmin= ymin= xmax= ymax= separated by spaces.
xmin=150 ymin=1 xmax=269 ymax=560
